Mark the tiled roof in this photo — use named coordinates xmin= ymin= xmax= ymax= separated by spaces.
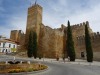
xmin=0 ymin=39 xmax=17 ymax=44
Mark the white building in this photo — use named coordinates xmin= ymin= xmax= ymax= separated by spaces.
xmin=0 ymin=39 xmax=17 ymax=53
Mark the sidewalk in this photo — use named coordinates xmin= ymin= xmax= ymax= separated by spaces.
xmin=33 ymin=58 xmax=100 ymax=66
xmin=4 ymin=54 xmax=100 ymax=66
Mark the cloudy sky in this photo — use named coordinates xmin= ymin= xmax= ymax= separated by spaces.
xmin=0 ymin=0 xmax=100 ymax=38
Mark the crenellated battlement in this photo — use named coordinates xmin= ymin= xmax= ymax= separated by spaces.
xmin=29 ymin=3 xmax=42 ymax=9
xmin=77 ymin=32 xmax=100 ymax=44
xmin=91 ymin=32 xmax=100 ymax=36
xmin=71 ymin=21 xmax=89 ymax=29
xmin=60 ymin=21 xmax=91 ymax=35
xmin=91 ymin=32 xmax=100 ymax=39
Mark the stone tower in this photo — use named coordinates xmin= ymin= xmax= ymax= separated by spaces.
xmin=25 ymin=3 xmax=43 ymax=45
xmin=10 ymin=30 xmax=25 ymax=45
xmin=10 ymin=30 xmax=19 ymax=42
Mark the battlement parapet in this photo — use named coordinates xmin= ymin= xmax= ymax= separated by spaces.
xmin=11 ymin=30 xmax=24 ymax=34
xmin=77 ymin=32 xmax=100 ymax=42
xmin=92 ymin=32 xmax=100 ymax=36
xmin=11 ymin=30 xmax=19 ymax=32
xmin=71 ymin=21 xmax=89 ymax=29
xmin=29 ymin=4 xmax=42 ymax=10
xmin=91 ymin=32 xmax=100 ymax=39
xmin=61 ymin=24 xmax=66 ymax=30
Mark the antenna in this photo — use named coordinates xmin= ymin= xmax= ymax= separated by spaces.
xmin=35 ymin=0 xmax=37 ymax=5
xmin=30 ymin=1 xmax=32 ymax=6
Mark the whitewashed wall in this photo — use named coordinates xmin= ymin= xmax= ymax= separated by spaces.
xmin=0 ymin=42 xmax=17 ymax=53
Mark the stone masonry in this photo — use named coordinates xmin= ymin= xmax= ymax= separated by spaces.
xmin=10 ymin=30 xmax=25 ymax=45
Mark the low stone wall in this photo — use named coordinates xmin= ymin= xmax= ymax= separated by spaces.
xmin=75 ymin=52 xmax=100 ymax=61
xmin=93 ymin=52 xmax=100 ymax=61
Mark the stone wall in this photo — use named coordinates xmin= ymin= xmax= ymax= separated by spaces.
xmin=76 ymin=32 xmax=100 ymax=60
xmin=38 ymin=24 xmax=64 ymax=58
xmin=37 ymin=21 xmax=100 ymax=60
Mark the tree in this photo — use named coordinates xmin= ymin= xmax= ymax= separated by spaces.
xmin=32 ymin=31 xmax=37 ymax=58
xmin=27 ymin=31 xmax=37 ymax=58
xmin=27 ymin=31 xmax=33 ymax=57
xmin=85 ymin=24 xmax=93 ymax=62
xmin=66 ymin=21 xmax=76 ymax=61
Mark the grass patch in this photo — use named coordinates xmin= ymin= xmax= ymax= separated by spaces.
xmin=0 ymin=62 xmax=47 ymax=74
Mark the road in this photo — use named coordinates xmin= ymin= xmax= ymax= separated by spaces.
xmin=36 ymin=62 xmax=100 ymax=75
xmin=0 ymin=55 xmax=100 ymax=75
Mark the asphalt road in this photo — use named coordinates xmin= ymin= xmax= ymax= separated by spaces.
xmin=36 ymin=62 xmax=100 ymax=75
xmin=0 ymin=55 xmax=100 ymax=75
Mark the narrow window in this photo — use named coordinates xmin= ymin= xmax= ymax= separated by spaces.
xmin=3 ymin=43 xmax=5 ymax=48
xmin=9 ymin=44 xmax=11 ymax=48
xmin=13 ymin=45 xmax=15 ymax=48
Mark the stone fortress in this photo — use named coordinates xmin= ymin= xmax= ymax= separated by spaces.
xmin=10 ymin=3 xmax=100 ymax=60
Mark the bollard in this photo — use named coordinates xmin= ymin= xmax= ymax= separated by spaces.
xmin=5 ymin=61 xmax=8 ymax=64
xmin=38 ymin=62 xmax=41 ymax=67
xmin=27 ymin=61 xmax=30 ymax=64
